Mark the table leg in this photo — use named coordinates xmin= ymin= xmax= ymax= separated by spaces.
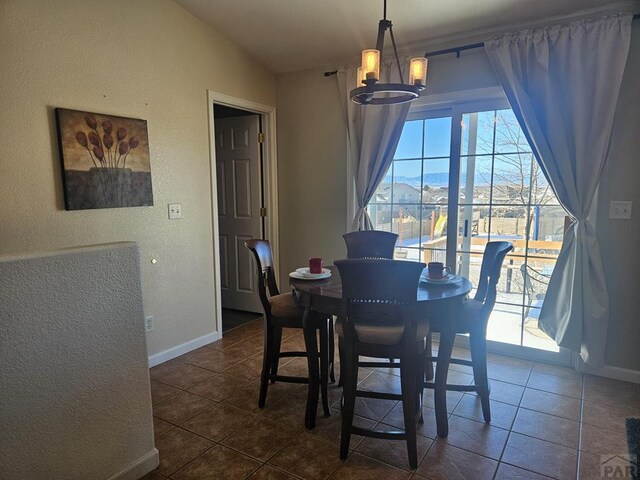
xmin=303 ymin=305 xmax=320 ymax=429
xmin=434 ymin=327 xmax=455 ymax=438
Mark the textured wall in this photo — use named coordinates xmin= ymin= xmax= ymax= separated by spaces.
xmin=275 ymin=67 xmax=349 ymax=287
xmin=0 ymin=243 xmax=156 ymax=479
xmin=597 ymin=24 xmax=640 ymax=370
xmin=0 ymin=0 xmax=276 ymax=356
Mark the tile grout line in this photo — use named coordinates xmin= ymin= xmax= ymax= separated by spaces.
xmin=491 ymin=361 xmax=533 ymax=480
xmin=154 ymin=327 xmax=603 ymax=479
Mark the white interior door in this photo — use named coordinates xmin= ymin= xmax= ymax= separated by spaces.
xmin=215 ymin=115 xmax=263 ymax=313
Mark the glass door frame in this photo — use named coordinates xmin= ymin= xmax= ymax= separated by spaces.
xmin=410 ymin=96 xmax=571 ymax=366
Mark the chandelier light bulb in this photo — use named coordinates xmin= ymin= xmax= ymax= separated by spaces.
xmin=361 ymin=49 xmax=380 ymax=81
xmin=409 ymin=58 xmax=428 ymax=87
xmin=356 ymin=67 xmax=365 ymax=87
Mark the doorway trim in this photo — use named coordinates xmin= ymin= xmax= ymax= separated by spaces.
xmin=207 ymin=90 xmax=279 ymax=337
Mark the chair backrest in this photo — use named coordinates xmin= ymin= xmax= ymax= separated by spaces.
xmin=245 ymin=239 xmax=279 ymax=313
xmin=335 ymin=259 xmax=426 ymax=345
xmin=473 ymin=241 xmax=514 ymax=318
xmin=343 ymin=230 xmax=398 ymax=259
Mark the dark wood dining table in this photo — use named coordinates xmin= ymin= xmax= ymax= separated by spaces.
xmin=290 ymin=265 xmax=473 ymax=429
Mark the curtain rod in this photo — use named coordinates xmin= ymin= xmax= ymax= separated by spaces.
xmin=324 ymin=13 xmax=639 ymax=77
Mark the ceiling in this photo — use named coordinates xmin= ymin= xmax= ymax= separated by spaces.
xmin=175 ymin=0 xmax=634 ymax=73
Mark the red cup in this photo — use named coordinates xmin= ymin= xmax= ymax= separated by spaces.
xmin=428 ymin=262 xmax=451 ymax=279
xmin=309 ymin=257 xmax=323 ymax=274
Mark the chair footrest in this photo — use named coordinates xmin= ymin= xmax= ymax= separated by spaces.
xmin=352 ymin=426 xmax=407 ymax=440
xmin=359 ymin=361 xmax=400 ymax=369
xmin=278 ymin=351 xmax=307 ymax=358
xmin=423 ymin=382 xmax=477 ymax=392
xmin=355 ymin=389 xmax=403 ymax=401
xmin=424 ymin=357 xmax=474 ymax=367
xmin=268 ymin=374 xmax=309 ymax=384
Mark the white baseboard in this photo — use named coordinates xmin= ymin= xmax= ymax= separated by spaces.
xmin=577 ymin=363 xmax=640 ymax=384
xmin=106 ymin=448 xmax=159 ymax=480
xmin=148 ymin=331 xmax=220 ymax=367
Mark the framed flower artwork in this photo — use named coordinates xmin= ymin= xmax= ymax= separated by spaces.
xmin=55 ymin=108 xmax=154 ymax=210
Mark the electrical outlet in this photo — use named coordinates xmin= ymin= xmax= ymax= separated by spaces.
xmin=609 ymin=201 xmax=633 ymax=220
xmin=168 ymin=203 xmax=182 ymax=220
xmin=145 ymin=316 xmax=153 ymax=332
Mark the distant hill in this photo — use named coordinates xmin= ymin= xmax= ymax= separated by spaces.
xmin=384 ymin=172 xmax=497 ymax=188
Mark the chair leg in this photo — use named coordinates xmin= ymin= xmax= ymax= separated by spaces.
xmin=469 ymin=329 xmax=491 ymax=423
xmin=434 ymin=328 xmax=455 ymax=437
xmin=259 ymin=325 xmax=275 ymax=408
xmin=270 ymin=326 xmax=283 ymax=383
xmin=400 ymin=350 xmax=418 ymax=470
xmin=425 ymin=332 xmax=434 ymax=382
xmin=338 ymin=336 xmax=344 ymax=388
xmin=319 ymin=319 xmax=330 ymax=417
xmin=329 ymin=317 xmax=336 ymax=383
xmin=416 ymin=344 xmax=425 ymax=425
xmin=340 ymin=345 xmax=358 ymax=460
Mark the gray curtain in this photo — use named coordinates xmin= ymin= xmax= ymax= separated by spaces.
xmin=337 ymin=61 xmax=411 ymax=231
xmin=485 ymin=15 xmax=632 ymax=366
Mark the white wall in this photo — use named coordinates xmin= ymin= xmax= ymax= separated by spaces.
xmin=0 ymin=0 xmax=276 ymax=356
xmin=276 ymin=33 xmax=640 ymax=371
xmin=0 ymin=243 xmax=156 ymax=479
xmin=597 ymin=23 xmax=640 ymax=371
xmin=276 ymin=67 xmax=349 ymax=285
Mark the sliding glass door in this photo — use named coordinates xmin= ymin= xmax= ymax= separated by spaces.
xmin=368 ymin=100 xmax=570 ymax=363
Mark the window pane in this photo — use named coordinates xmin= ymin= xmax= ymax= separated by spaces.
xmin=531 ymin=164 xmax=559 ymax=205
xmin=455 ymin=205 xmax=486 ymax=248
xmin=486 ymin=304 xmax=524 ymax=346
xmin=528 ymin=205 xmax=567 ymax=242
xmin=395 ymin=120 xmax=423 ymax=159
xmin=461 ymin=111 xmax=495 ymax=155
xmin=424 ymin=117 xmax=451 ymax=158
xmin=368 ymin=204 xmax=391 ymax=231
xmin=488 ymin=205 xmax=529 ymax=240
xmin=495 ymin=109 xmax=529 ymax=154
xmin=392 ymin=160 xmax=423 ymax=196
xmin=492 ymin=154 xmax=533 ymax=205
xmin=459 ymin=156 xmax=492 ymax=204
xmin=420 ymin=205 xmax=448 ymax=241
xmin=393 ymin=205 xmax=421 ymax=248
xmin=394 ymin=246 xmax=422 ymax=261
xmin=374 ymin=164 xmax=393 ymax=203
xmin=522 ymin=316 xmax=559 ymax=352
xmin=422 ymin=158 xmax=449 ymax=204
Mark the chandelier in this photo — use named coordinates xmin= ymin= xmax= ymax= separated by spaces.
xmin=350 ymin=0 xmax=428 ymax=105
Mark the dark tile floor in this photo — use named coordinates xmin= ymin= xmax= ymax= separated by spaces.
xmin=145 ymin=319 xmax=640 ymax=479
xmin=222 ymin=308 xmax=262 ymax=332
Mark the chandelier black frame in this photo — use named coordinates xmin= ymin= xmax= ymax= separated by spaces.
xmin=350 ymin=0 xmax=427 ymax=106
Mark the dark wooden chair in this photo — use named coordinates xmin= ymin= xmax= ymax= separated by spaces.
xmin=335 ymin=259 xmax=428 ymax=469
xmin=343 ymin=230 xmax=398 ymax=259
xmin=245 ymin=239 xmax=332 ymax=413
xmin=343 ymin=230 xmax=399 ymax=369
xmin=424 ymin=241 xmax=513 ymax=437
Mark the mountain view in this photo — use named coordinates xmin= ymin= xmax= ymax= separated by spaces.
xmin=383 ymin=172 xmax=488 ymax=188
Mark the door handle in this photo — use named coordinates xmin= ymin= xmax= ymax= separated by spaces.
xmin=464 ymin=219 xmax=469 ymax=237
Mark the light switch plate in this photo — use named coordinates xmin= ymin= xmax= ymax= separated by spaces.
xmin=609 ymin=201 xmax=633 ymax=220
xmin=168 ymin=203 xmax=182 ymax=219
